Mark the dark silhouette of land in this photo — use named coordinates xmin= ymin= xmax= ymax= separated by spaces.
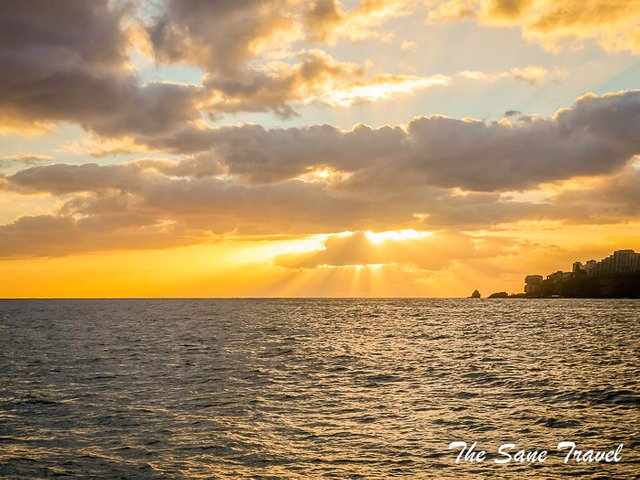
xmin=487 ymin=249 xmax=640 ymax=299
xmin=535 ymin=271 xmax=640 ymax=298
xmin=488 ymin=291 xmax=509 ymax=298
xmin=488 ymin=273 xmax=640 ymax=299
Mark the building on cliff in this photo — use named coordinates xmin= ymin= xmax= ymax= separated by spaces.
xmin=573 ymin=249 xmax=640 ymax=276
xmin=524 ymin=275 xmax=543 ymax=295
xmin=522 ymin=249 xmax=640 ymax=298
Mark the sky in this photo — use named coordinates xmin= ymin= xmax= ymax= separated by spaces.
xmin=1 ymin=0 xmax=639 ymax=297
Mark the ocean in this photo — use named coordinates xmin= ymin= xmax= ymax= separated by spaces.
xmin=0 ymin=299 xmax=638 ymax=479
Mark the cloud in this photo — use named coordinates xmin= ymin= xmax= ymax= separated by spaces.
xmin=6 ymin=92 xmax=640 ymax=196
xmin=148 ymin=0 xmax=299 ymax=74
xmin=457 ymin=66 xmax=548 ymax=84
xmin=426 ymin=0 xmax=640 ymax=52
xmin=0 ymin=154 xmax=52 ymax=169
xmin=202 ymin=50 xmax=366 ymax=118
xmin=0 ymin=116 xmax=52 ymax=136
xmin=140 ymin=90 xmax=640 ymax=191
xmin=550 ymin=163 xmax=640 ymax=222
xmin=0 ymin=0 xmax=588 ymax=141
xmin=401 ymin=39 xmax=418 ymax=52
xmin=325 ymin=73 xmax=452 ymax=107
xmin=8 ymin=91 xmax=634 ymax=217
xmin=1 ymin=92 xmax=639 ymax=257
xmin=0 ymin=214 xmax=205 ymax=258
xmin=5 ymin=155 xmax=228 ymax=195
xmin=142 ymin=0 xmax=432 ymax=119
xmin=2 ymin=159 xmax=546 ymax=238
xmin=0 ymin=1 xmax=458 ymax=133
xmin=0 ymin=168 xmax=630 ymax=258
xmin=303 ymin=0 xmax=414 ymax=43
xmin=426 ymin=0 xmax=477 ymax=22
xmin=148 ymin=0 xmax=411 ymax=74
xmin=0 ymin=0 xmax=203 ymax=137
xmin=7 ymin=163 xmax=153 ymax=195
xmin=201 ymin=48 xmax=452 ymax=117
xmin=509 ymin=66 xmax=547 ymax=84
xmin=62 ymin=135 xmax=152 ymax=157
xmin=275 ymin=230 xmax=516 ymax=269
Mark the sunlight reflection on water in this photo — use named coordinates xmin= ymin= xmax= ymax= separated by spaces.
xmin=0 ymin=299 xmax=638 ymax=478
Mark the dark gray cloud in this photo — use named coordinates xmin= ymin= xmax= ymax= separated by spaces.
xmin=7 ymin=163 xmax=153 ymax=195
xmin=148 ymin=0 xmax=294 ymax=74
xmin=5 ymin=156 xmax=227 ymax=195
xmin=141 ymin=90 xmax=640 ymax=191
xmin=0 ymin=0 xmax=433 ymax=134
xmin=0 ymin=0 xmax=201 ymax=136
xmin=399 ymin=90 xmax=638 ymax=191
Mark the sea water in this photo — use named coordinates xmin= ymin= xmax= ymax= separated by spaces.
xmin=0 ymin=299 xmax=638 ymax=478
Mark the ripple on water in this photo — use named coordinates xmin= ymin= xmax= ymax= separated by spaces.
xmin=0 ymin=298 xmax=638 ymax=479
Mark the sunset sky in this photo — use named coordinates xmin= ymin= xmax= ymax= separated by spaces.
xmin=1 ymin=0 xmax=639 ymax=297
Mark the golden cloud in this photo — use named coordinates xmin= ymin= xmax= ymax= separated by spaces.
xmin=304 ymin=0 xmax=415 ymax=43
xmin=427 ymin=0 xmax=640 ymax=52
xmin=274 ymin=230 xmax=516 ymax=270
xmin=457 ymin=66 xmax=548 ymax=84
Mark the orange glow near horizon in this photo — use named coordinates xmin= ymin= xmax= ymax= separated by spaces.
xmin=2 ymin=224 xmax=638 ymax=298
xmin=364 ymin=229 xmax=432 ymax=244
xmin=1 ymin=1 xmax=640 ymax=300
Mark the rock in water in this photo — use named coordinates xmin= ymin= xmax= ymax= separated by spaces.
xmin=469 ymin=290 xmax=481 ymax=298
